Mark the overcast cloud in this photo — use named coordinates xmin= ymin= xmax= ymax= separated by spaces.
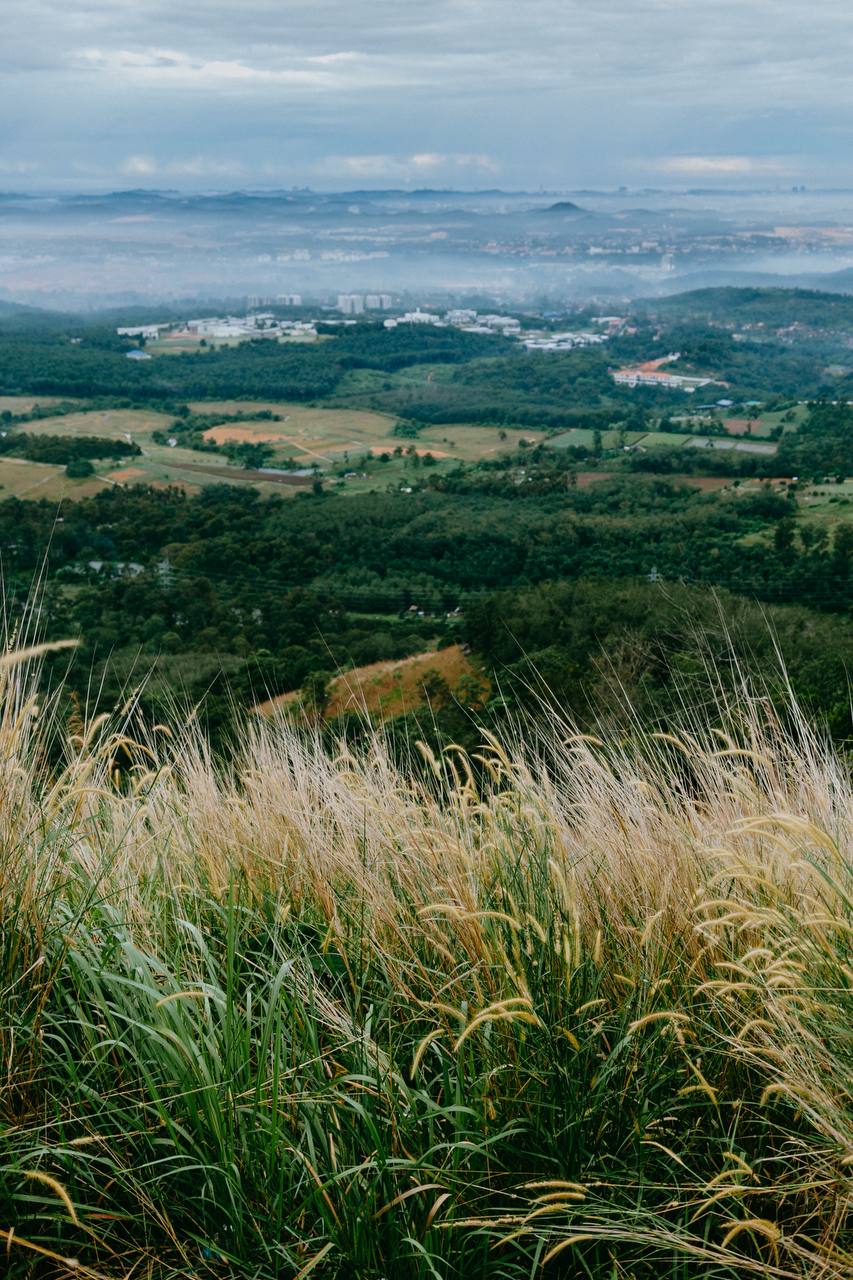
xmin=2 ymin=0 xmax=853 ymax=189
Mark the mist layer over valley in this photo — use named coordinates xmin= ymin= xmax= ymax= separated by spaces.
xmin=8 ymin=186 xmax=853 ymax=309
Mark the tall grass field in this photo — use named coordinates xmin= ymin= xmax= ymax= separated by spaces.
xmin=0 ymin=642 xmax=850 ymax=1278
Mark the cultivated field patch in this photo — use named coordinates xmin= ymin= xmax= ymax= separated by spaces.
xmin=0 ymin=456 xmax=108 ymax=499
xmin=414 ymin=424 xmax=545 ymax=460
xmin=0 ymin=395 xmax=70 ymax=415
xmin=548 ymin=427 xmax=644 ymax=450
xmin=202 ymin=425 xmax=291 ymax=445
xmin=23 ymin=409 xmax=172 ymax=438
xmin=188 ymin=401 xmax=395 ymax=435
xmin=724 ymin=416 xmax=764 ymax=436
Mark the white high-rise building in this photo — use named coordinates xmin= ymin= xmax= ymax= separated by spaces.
xmin=366 ymin=294 xmax=393 ymax=310
xmin=337 ymin=293 xmax=365 ymax=315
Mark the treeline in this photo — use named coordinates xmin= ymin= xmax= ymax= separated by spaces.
xmin=0 ymin=432 xmax=140 ymax=464
xmin=456 ymin=576 xmax=853 ymax=743
xmin=0 ymin=334 xmax=340 ymax=401
xmin=7 ymin=474 xmax=849 ymax=607
xmin=0 ymin=324 xmax=509 ymax=403
xmin=631 ymin=401 xmax=853 ymax=481
xmin=346 ymin=347 xmax=650 ymax=425
xmin=640 ymin=285 xmax=853 ymax=330
xmin=4 ymin=474 xmax=848 ymax=705
xmin=320 ymin=321 xmax=511 ymax=369
xmin=774 ymin=400 xmax=853 ymax=477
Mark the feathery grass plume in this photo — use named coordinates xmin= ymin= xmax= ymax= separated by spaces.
xmin=0 ymin=635 xmax=850 ymax=1279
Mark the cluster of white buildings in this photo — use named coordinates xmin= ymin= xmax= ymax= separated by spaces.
xmin=381 ymin=309 xmax=614 ymax=352
xmin=117 ymin=324 xmax=169 ymax=342
xmin=337 ymin=293 xmax=393 ymax=314
xmin=383 ymin=309 xmax=522 ymax=336
xmin=522 ymin=331 xmax=609 ymax=352
xmin=118 ymin=314 xmax=317 ymax=343
xmin=118 ymin=301 xmax=625 ymax=358
xmin=609 ymin=352 xmax=716 ymax=393
xmin=186 ymin=314 xmax=317 ymax=340
xmin=611 ymin=368 xmax=715 ymax=392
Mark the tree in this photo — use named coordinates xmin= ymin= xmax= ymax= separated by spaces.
xmin=65 ymin=458 xmax=95 ymax=478
xmin=300 ymin=670 xmax=330 ymax=721
xmin=420 ymin=669 xmax=451 ymax=708
xmin=832 ymin=523 xmax=853 ymax=578
xmin=774 ymin=517 xmax=795 ymax=555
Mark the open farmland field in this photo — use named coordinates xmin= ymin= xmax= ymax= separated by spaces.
xmin=12 ymin=406 xmax=309 ymax=496
xmin=634 ymin=429 xmax=694 ymax=447
xmin=798 ymin=476 xmax=853 ymax=528
xmin=4 ymin=400 xmax=552 ymax=500
xmin=756 ymin=404 xmax=809 ymax=433
xmin=194 ymin=401 xmax=398 ymax=462
xmin=0 ymin=456 xmax=109 ymax=499
xmin=6 ymin=408 xmax=269 ymax=497
xmin=413 ymin=423 xmax=544 ymax=459
xmin=547 ymin=427 xmax=644 ymax=450
xmin=149 ymin=332 xmax=323 ymax=356
xmin=4 ymin=394 xmax=764 ymax=501
xmin=194 ymin=402 xmax=542 ymax=466
xmin=0 ymin=395 xmax=70 ymax=415
xmin=192 ymin=400 xmax=395 ymax=433
xmin=723 ymin=415 xmax=775 ymax=437
xmin=23 ymin=407 xmax=173 ymax=438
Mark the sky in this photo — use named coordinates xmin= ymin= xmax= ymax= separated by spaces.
xmin=3 ymin=0 xmax=853 ymax=191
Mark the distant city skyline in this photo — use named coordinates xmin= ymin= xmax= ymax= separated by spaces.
xmin=3 ymin=1 xmax=853 ymax=191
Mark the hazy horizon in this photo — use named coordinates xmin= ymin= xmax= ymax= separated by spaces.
xmin=7 ymin=184 xmax=853 ymax=311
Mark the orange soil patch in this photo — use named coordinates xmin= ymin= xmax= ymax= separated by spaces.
xmin=203 ymin=425 xmax=337 ymax=460
xmin=724 ymin=418 xmax=758 ymax=437
xmin=637 ymin=356 xmax=678 ymax=372
xmin=255 ymin=644 xmax=487 ymax=721
xmin=203 ymin=425 xmax=289 ymax=445
xmin=107 ymin=467 xmax=148 ymax=483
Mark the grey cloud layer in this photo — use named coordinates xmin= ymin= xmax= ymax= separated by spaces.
xmin=3 ymin=1 xmax=853 ymax=186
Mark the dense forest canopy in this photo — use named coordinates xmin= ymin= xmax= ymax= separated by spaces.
xmin=639 ymin=284 xmax=853 ymax=328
